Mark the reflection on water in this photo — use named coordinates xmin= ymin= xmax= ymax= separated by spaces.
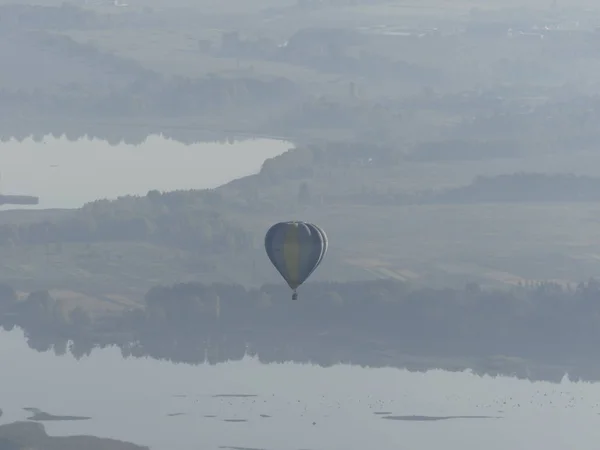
xmin=214 ymin=395 xmax=259 ymax=398
xmin=0 ymin=134 xmax=291 ymax=209
xmin=24 ymin=407 xmax=91 ymax=422
xmin=382 ymin=415 xmax=499 ymax=421
xmin=219 ymin=447 xmax=270 ymax=450
xmin=2 ymin=329 xmax=600 ymax=450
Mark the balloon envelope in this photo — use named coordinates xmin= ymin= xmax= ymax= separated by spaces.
xmin=264 ymin=221 xmax=328 ymax=291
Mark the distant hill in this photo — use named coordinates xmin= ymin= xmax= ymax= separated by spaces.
xmin=0 ymin=31 xmax=152 ymax=91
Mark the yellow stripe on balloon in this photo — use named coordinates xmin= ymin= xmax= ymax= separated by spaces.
xmin=283 ymin=223 xmax=301 ymax=289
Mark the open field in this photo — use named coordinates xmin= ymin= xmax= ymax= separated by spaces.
xmin=238 ymin=201 xmax=600 ymax=288
xmin=5 ymin=198 xmax=600 ymax=297
xmin=64 ymin=29 xmax=340 ymax=85
xmin=9 ymin=204 xmax=589 ymax=294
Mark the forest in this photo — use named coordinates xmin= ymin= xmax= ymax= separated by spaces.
xmin=3 ymin=276 xmax=600 ymax=383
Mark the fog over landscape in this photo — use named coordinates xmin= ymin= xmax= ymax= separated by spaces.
xmin=2 ymin=0 xmax=600 ymax=448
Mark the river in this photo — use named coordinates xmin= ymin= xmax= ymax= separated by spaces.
xmin=0 ymin=329 xmax=599 ymax=450
xmin=0 ymin=134 xmax=292 ymax=209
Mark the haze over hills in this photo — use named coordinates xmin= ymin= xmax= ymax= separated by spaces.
xmin=3 ymin=0 xmax=600 ymax=408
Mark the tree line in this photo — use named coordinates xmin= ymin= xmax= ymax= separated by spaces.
xmin=3 ymin=278 xmax=600 ymax=382
xmin=0 ymin=190 xmax=254 ymax=254
xmin=0 ymin=74 xmax=303 ymax=119
xmin=336 ymin=173 xmax=600 ymax=206
xmin=0 ymin=126 xmax=277 ymax=146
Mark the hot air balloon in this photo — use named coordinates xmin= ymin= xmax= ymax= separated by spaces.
xmin=264 ymin=221 xmax=328 ymax=300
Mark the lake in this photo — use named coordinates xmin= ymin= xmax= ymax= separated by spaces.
xmin=1 ymin=329 xmax=599 ymax=450
xmin=0 ymin=134 xmax=292 ymax=209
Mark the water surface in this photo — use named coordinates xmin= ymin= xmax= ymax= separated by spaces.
xmin=0 ymin=134 xmax=291 ymax=209
xmin=1 ymin=329 xmax=599 ymax=450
